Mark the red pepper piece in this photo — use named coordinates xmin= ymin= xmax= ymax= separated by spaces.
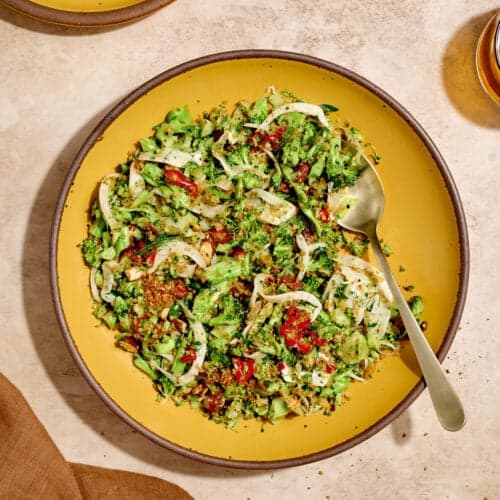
xmin=319 ymin=207 xmax=330 ymax=223
xmin=208 ymin=227 xmax=232 ymax=245
xmin=233 ymin=358 xmax=255 ymax=385
xmin=283 ymin=305 xmax=311 ymax=329
xmin=279 ymin=306 xmax=320 ymax=354
xmin=284 ymin=305 xmax=304 ymax=322
xmin=145 ymin=247 xmax=157 ymax=266
xmin=279 ymin=181 xmax=290 ymax=193
xmin=180 ymin=347 xmax=197 ymax=363
xmin=294 ymin=339 xmax=313 ymax=354
xmin=311 ymin=331 xmax=327 ymax=346
xmin=247 ymin=126 xmax=286 ymax=152
xmin=207 ymin=393 xmax=225 ymax=413
xmin=294 ymin=162 xmax=311 ymax=183
xmin=123 ymin=238 xmax=146 ymax=263
xmin=280 ymin=328 xmax=311 ymax=353
xmin=229 ymin=247 xmax=245 ymax=259
xmin=271 ymin=126 xmax=286 ymax=140
xmin=164 ymin=168 xmax=199 ymax=197
xmin=279 ymin=275 xmax=302 ymax=291
xmin=146 ymin=222 xmax=158 ymax=235
xmin=171 ymin=279 xmax=188 ymax=299
xmin=326 ymin=364 xmax=336 ymax=374
xmin=265 ymin=126 xmax=286 ymax=151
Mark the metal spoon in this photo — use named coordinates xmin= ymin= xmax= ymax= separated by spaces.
xmin=337 ymin=156 xmax=466 ymax=431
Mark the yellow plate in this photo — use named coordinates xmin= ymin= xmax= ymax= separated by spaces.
xmin=1 ymin=0 xmax=173 ymax=26
xmin=51 ymin=51 xmax=469 ymax=468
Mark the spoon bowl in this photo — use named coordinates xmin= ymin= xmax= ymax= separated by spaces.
xmin=338 ymin=155 xmax=385 ymax=234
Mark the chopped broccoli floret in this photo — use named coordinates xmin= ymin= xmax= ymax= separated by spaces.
xmin=81 ymin=236 xmax=102 ymax=267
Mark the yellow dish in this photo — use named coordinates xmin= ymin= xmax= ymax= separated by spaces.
xmin=1 ymin=0 xmax=173 ymax=26
xmin=51 ymin=51 xmax=469 ymax=468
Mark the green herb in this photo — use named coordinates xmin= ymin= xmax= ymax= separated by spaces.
xmin=320 ymin=103 xmax=339 ymax=113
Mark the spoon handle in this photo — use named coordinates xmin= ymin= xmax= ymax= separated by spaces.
xmin=369 ymin=233 xmax=466 ymax=431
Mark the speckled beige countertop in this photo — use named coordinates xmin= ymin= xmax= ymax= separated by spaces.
xmin=1 ymin=1 xmax=499 ymax=498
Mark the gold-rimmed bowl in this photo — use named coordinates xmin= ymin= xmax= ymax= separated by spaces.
xmin=1 ymin=0 xmax=173 ymax=26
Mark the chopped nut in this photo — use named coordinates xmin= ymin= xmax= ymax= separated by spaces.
xmin=192 ymin=384 xmax=208 ymax=397
xmin=117 ymin=337 xmax=139 ymax=353
xmin=229 ymin=247 xmax=245 ymax=259
xmin=199 ymin=239 xmax=213 ymax=265
xmin=142 ymin=275 xmax=174 ymax=311
xmin=171 ymin=279 xmax=188 ymax=298
xmin=319 ymin=399 xmax=330 ymax=410
xmin=125 ymin=267 xmax=144 ymax=281
xmin=159 ymin=307 xmax=170 ymax=320
xmin=172 ymin=317 xmax=187 ymax=333
xmin=258 ymin=253 xmax=273 ymax=267
xmin=230 ymin=281 xmax=252 ymax=298
xmin=204 ymin=371 xmax=220 ymax=384
xmin=193 ymin=267 xmax=207 ymax=283
xmin=219 ymin=368 xmax=234 ymax=386
xmin=284 ymin=396 xmax=301 ymax=410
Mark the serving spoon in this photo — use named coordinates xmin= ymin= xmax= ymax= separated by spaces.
xmin=337 ymin=157 xmax=466 ymax=431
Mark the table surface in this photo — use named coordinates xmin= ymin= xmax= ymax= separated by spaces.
xmin=1 ymin=1 xmax=499 ymax=498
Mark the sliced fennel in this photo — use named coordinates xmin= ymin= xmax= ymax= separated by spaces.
xmin=256 ymin=102 xmax=331 ymax=131
xmin=138 ymin=146 xmax=202 ymax=167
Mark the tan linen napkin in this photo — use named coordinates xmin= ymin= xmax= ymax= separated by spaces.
xmin=0 ymin=373 xmax=193 ymax=499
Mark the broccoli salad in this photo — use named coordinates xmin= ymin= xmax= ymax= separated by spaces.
xmin=81 ymin=87 xmax=423 ymax=428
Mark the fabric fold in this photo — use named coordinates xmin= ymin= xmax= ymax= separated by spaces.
xmin=0 ymin=373 xmax=192 ymax=500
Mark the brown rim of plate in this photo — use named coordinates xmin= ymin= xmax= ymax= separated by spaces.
xmin=0 ymin=0 xmax=173 ymax=27
xmin=50 ymin=50 xmax=470 ymax=469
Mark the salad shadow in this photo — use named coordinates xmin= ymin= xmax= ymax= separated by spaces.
xmin=389 ymin=409 xmax=413 ymax=446
xmin=22 ymin=105 xmax=265 ymax=478
xmin=441 ymin=10 xmax=500 ymax=129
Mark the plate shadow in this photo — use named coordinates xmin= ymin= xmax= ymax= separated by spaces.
xmin=0 ymin=1 xmax=172 ymax=36
xmin=441 ymin=10 xmax=500 ymax=128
